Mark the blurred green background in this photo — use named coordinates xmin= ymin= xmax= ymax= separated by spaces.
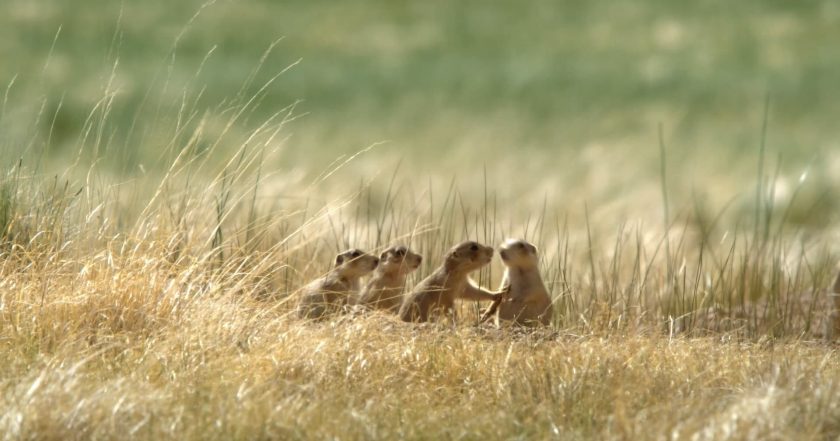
xmin=1 ymin=0 xmax=839 ymax=226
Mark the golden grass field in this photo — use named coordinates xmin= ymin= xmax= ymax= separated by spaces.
xmin=2 ymin=1 xmax=840 ymax=440
xmin=1 ymin=132 xmax=839 ymax=439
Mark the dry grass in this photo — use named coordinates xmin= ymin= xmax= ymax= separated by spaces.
xmin=2 ymin=6 xmax=840 ymax=436
xmin=4 ymin=303 xmax=840 ymax=440
xmin=1 ymin=142 xmax=839 ymax=440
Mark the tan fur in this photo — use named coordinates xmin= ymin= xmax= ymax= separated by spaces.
xmin=297 ymin=249 xmax=379 ymax=319
xmin=355 ymin=246 xmax=422 ymax=313
xmin=399 ymin=241 xmax=499 ymax=323
xmin=481 ymin=239 xmax=553 ymax=326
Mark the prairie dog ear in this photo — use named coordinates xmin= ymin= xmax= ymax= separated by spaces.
xmin=527 ymin=243 xmax=538 ymax=254
xmin=335 ymin=254 xmax=345 ymax=267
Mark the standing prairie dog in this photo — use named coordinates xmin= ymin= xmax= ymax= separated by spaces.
xmin=297 ymin=249 xmax=379 ymax=319
xmin=356 ymin=245 xmax=422 ymax=313
xmin=480 ymin=239 xmax=553 ymax=326
xmin=399 ymin=241 xmax=499 ymax=323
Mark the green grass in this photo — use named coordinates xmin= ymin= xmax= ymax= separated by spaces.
xmin=2 ymin=0 xmax=839 ymax=228
xmin=4 ymin=1 xmax=840 ymax=163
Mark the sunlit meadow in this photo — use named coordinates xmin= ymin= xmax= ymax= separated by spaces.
xmin=2 ymin=1 xmax=840 ymax=439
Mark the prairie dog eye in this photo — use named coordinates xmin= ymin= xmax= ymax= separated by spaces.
xmin=350 ymin=251 xmax=361 ymax=258
xmin=395 ymin=248 xmax=406 ymax=257
xmin=469 ymin=244 xmax=479 ymax=252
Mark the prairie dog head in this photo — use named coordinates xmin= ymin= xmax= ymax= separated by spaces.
xmin=334 ymin=249 xmax=379 ymax=278
xmin=444 ymin=240 xmax=494 ymax=273
xmin=377 ymin=245 xmax=422 ymax=275
xmin=498 ymin=239 xmax=539 ymax=269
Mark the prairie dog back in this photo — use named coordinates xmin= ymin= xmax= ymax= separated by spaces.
xmin=356 ymin=245 xmax=422 ymax=313
xmin=484 ymin=239 xmax=552 ymax=326
xmin=399 ymin=241 xmax=498 ymax=323
xmin=297 ymin=249 xmax=379 ymax=319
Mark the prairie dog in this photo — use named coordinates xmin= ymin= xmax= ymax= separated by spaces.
xmin=481 ymin=239 xmax=553 ymax=326
xmin=297 ymin=249 xmax=379 ymax=319
xmin=356 ymin=245 xmax=422 ymax=313
xmin=399 ymin=241 xmax=499 ymax=323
